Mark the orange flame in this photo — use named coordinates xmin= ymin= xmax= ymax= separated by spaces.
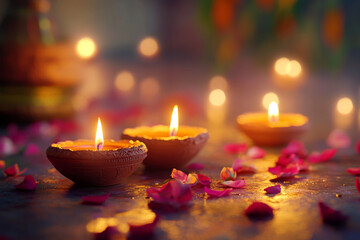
xmin=268 ymin=101 xmax=279 ymax=123
xmin=95 ymin=117 xmax=104 ymax=150
xmin=169 ymin=105 xmax=179 ymax=137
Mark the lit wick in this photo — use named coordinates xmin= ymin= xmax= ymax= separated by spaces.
xmin=169 ymin=105 xmax=179 ymax=137
xmin=268 ymin=101 xmax=279 ymax=123
xmin=95 ymin=117 xmax=104 ymax=151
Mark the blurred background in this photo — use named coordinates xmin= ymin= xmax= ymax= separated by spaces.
xmin=0 ymin=0 xmax=359 ymax=141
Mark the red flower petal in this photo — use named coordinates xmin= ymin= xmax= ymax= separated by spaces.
xmin=281 ymin=140 xmax=307 ymax=158
xmin=264 ymin=185 xmax=281 ymax=194
xmin=276 ymin=154 xmax=298 ymax=167
xmin=223 ymin=143 xmax=247 ymax=154
xmin=0 ymin=160 xmax=5 ymax=169
xmin=204 ymin=187 xmax=232 ymax=197
xmin=171 ymin=168 xmax=187 ymax=183
xmin=196 ymin=174 xmax=211 ymax=185
xmin=4 ymin=164 xmax=27 ymax=177
xmin=186 ymin=162 xmax=204 ymax=171
xmin=268 ymin=165 xmax=299 ymax=178
xmin=221 ymin=180 xmax=246 ymax=188
xmin=326 ymin=129 xmax=351 ymax=149
xmin=0 ymin=137 xmax=16 ymax=156
xmin=220 ymin=167 xmax=237 ymax=181
xmin=247 ymin=146 xmax=266 ymax=159
xmin=356 ymin=140 xmax=360 ymax=155
xmin=244 ymin=202 xmax=273 ymax=218
xmin=232 ymin=159 xmax=256 ymax=174
xmin=346 ymin=167 xmax=360 ymax=176
xmin=82 ymin=193 xmax=110 ymax=205
xmin=15 ymin=175 xmax=37 ymax=190
xmin=24 ymin=143 xmax=40 ymax=156
xmin=356 ymin=177 xmax=360 ymax=193
xmin=318 ymin=201 xmax=347 ymax=226
xmin=308 ymin=148 xmax=337 ymax=164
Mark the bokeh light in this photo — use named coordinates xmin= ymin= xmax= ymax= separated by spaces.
xmin=138 ymin=37 xmax=159 ymax=58
xmin=274 ymin=57 xmax=290 ymax=75
xmin=209 ymin=75 xmax=228 ymax=90
xmin=262 ymin=92 xmax=279 ymax=109
xmin=114 ymin=71 xmax=135 ymax=92
xmin=140 ymin=77 xmax=161 ymax=101
xmin=274 ymin=57 xmax=302 ymax=78
xmin=287 ymin=60 xmax=302 ymax=77
xmin=209 ymin=89 xmax=226 ymax=106
xmin=337 ymin=97 xmax=353 ymax=115
xmin=76 ymin=37 xmax=97 ymax=59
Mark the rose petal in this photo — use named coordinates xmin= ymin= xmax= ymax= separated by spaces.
xmin=15 ymin=175 xmax=37 ymax=190
xmin=220 ymin=167 xmax=237 ymax=181
xmin=356 ymin=140 xmax=360 ymax=155
xmin=24 ymin=143 xmax=40 ymax=156
xmin=0 ymin=137 xmax=16 ymax=156
xmin=268 ymin=165 xmax=299 ymax=178
xmin=221 ymin=180 xmax=246 ymax=188
xmin=281 ymin=140 xmax=307 ymax=158
xmin=232 ymin=158 xmax=243 ymax=171
xmin=204 ymin=187 xmax=232 ymax=197
xmin=318 ymin=201 xmax=347 ymax=226
xmin=185 ymin=173 xmax=198 ymax=185
xmin=276 ymin=154 xmax=299 ymax=167
xmin=232 ymin=159 xmax=256 ymax=174
xmin=81 ymin=193 xmax=110 ymax=205
xmin=346 ymin=167 xmax=360 ymax=176
xmin=244 ymin=202 xmax=273 ymax=218
xmin=308 ymin=148 xmax=337 ymax=164
xmin=247 ymin=146 xmax=266 ymax=159
xmin=4 ymin=164 xmax=27 ymax=177
xmin=223 ymin=143 xmax=247 ymax=154
xmin=356 ymin=177 xmax=360 ymax=193
xmin=0 ymin=160 xmax=5 ymax=169
xmin=171 ymin=168 xmax=188 ymax=183
xmin=326 ymin=129 xmax=351 ymax=149
xmin=186 ymin=162 xmax=204 ymax=171
xmin=196 ymin=174 xmax=211 ymax=185
xmin=264 ymin=185 xmax=281 ymax=194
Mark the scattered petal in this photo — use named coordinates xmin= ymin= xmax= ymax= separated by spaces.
xmin=308 ymin=149 xmax=337 ymax=164
xmin=223 ymin=143 xmax=247 ymax=154
xmin=220 ymin=167 xmax=237 ymax=181
xmin=245 ymin=202 xmax=273 ymax=218
xmin=185 ymin=173 xmax=198 ymax=185
xmin=232 ymin=159 xmax=256 ymax=174
xmin=186 ymin=162 xmax=204 ymax=171
xmin=0 ymin=137 xmax=16 ymax=156
xmin=0 ymin=160 xmax=5 ymax=169
xmin=281 ymin=140 xmax=307 ymax=158
xmin=4 ymin=164 xmax=27 ymax=177
xmin=196 ymin=174 xmax=211 ymax=186
xmin=146 ymin=179 xmax=192 ymax=208
xmin=346 ymin=167 xmax=360 ymax=176
xmin=356 ymin=177 xmax=360 ymax=193
xmin=247 ymin=146 xmax=266 ymax=159
xmin=221 ymin=179 xmax=246 ymax=188
xmin=264 ymin=185 xmax=281 ymax=194
xmin=82 ymin=194 xmax=110 ymax=205
xmin=24 ymin=143 xmax=40 ymax=156
xmin=326 ymin=129 xmax=351 ymax=149
xmin=268 ymin=165 xmax=299 ymax=179
xmin=15 ymin=175 xmax=37 ymax=190
xmin=171 ymin=168 xmax=188 ymax=183
xmin=276 ymin=154 xmax=299 ymax=167
xmin=232 ymin=158 xmax=243 ymax=171
xmin=356 ymin=140 xmax=360 ymax=155
xmin=318 ymin=201 xmax=347 ymax=226
xmin=204 ymin=187 xmax=232 ymax=198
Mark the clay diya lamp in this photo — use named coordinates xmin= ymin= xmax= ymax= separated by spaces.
xmin=46 ymin=118 xmax=147 ymax=186
xmin=121 ymin=105 xmax=209 ymax=170
xmin=237 ymin=101 xmax=309 ymax=146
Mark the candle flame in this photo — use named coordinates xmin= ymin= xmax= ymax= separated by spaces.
xmin=268 ymin=101 xmax=279 ymax=123
xmin=169 ymin=105 xmax=179 ymax=137
xmin=95 ymin=117 xmax=104 ymax=150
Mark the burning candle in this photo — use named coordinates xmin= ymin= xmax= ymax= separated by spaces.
xmin=236 ymin=101 xmax=308 ymax=146
xmin=121 ymin=105 xmax=209 ymax=170
xmin=46 ymin=118 xmax=148 ymax=186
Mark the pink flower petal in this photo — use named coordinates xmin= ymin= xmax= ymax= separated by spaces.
xmin=276 ymin=154 xmax=298 ymax=167
xmin=264 ymin=185 xmax=281 ymax=194
xmin=171 ymin=168 xmax=188 ymax=183
xmin=0 ymin=137 xmax=16 ymax=156
xmin=223 ymin=143 xmax=247 ymax=154
xmin=15 ymin=175 xmax=37 ymax=190
xmin=4 ymin=164 xmax=27 ymax=177
xmin=318 ymin=201 xmax=347 ymax=226
xmin=326 ymin=129 xmax=351 ymax=149
xmin=268 ymin=165 xmax=299 ymax=179
xmin=308 ymin=148 xmax=337 ymax=164
xmin=186 ymin=162 xmax=204 ymax=171
xmin=346 ymin=167 xmax=360 ymax=176
xmin=232 ymin=159 xmax=256 ymax=174
xmin=232 ymin=158 xmax=243 ymax=171
xmin=146 ymin=179 xmax=192 ymax=207
xmin=244 ymin=202 xmax=273 ymax=218
xmin=185 ymin=173 xmax=198 ymax=185
xmin=281 ymin=140 xmax=307 ymax=158
xmin=356 ymin=177 xmax=360 ymax=193
xmin=356 ymin=140 xmax=360 ymax=155
xmin=221 ymin=179 xmax=246 ymax=188
xmin=220 ymin=167 xmax=237 ymax=181
xmin=196 ymin=174 xmax=211 ymax=185
xmin=204 ymin=187 xmax=232 ymax=197
xmin=0 ymin=160 xmax=5 ymax=169
xmin=24 ymin=143 xmax=40 ymax=156
xmin=81 ymin=193 xmax=110 ymax=205
xmin=247 ymin=146 xmax=266 ymax=159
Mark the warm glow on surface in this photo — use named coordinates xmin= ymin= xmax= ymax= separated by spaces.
xmin=262 ymin=92 xmax=279 ymax=109
xmin=209 ymin=75 xmax=228 ymax=90
xmin=115 ymin=71 xmax=135 ymax=92
xmin=169 ymin=105 xmax=179 ymax=137
xmin=95 ymin=118 xmax=104 ymax=150
xmin=268 ymin=101 xmax=279 ymax=122
xmin=138 ymin=37 xmax=159 ymax=57
xmin=337 ymin=97 xmax=353 ymax=115
xmin=76 ymin=37 xmax=96 ymax=59
xmin=274 ymin=57 xmax=302 ymax=78
xmin=274 ymin=57 xmax=290 ymax=75
xmin=209 ymin=89 xmax=226 ymax=106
